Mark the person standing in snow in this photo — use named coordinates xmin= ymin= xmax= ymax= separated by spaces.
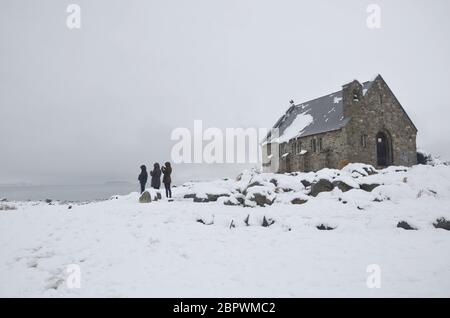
xmin=138 ymin=165 xmax=148 ymax=194
xmin=150 ymin=162 xmax=161 ymax=189
xmin=161 ymin=162 xmax=172 ymax=198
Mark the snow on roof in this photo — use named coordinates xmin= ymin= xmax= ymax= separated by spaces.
xmin=266 ymin=80 xmax=374 ymax=143
xmin=273 ymin=113 xmax=313 ymax=143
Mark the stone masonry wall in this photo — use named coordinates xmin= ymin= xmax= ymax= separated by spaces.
xmin=280 ymin=129 xmax=348 ymax=173
xmin=342 ymin=76 xmax=417 ymax=168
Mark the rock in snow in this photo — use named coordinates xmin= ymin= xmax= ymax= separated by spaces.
xmin=139 ymin=189 xmax=162 ymax=203
xmin=397 ymin=221 xmax=418 ymax=231
xmin=360 ymin=183 xmax=381 ymax=192
xmin=332 ymin=180 xmax=354 ymax=192
xmin=433 ymin=217 xmax=450 ymax=231
xmin=309 ymin=179 xmax=334 ymax=197
xmin=139 ymin=191 xmax=152 ymax=203
xmin=291 ymin=198 xmax=308 ymax=205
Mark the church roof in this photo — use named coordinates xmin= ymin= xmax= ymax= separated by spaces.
xmin=266 ymin=80 xmax=374 ymax=144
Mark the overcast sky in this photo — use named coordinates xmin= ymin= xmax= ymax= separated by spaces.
xmin=1 ymin=0 xmax=449 ymax=185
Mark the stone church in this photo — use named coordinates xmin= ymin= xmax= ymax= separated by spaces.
xmin=262 ymin=75 xmax=418 ymax=173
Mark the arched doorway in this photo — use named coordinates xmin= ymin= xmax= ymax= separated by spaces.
xmin=376 ymin=131 xmax=392 ymax=167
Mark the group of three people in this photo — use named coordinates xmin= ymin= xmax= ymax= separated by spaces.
xmin=138 ymin=162 xmax=172 ymax=198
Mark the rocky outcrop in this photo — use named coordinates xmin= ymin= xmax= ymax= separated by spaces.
xmin=433 ymin=218 xmax=450 ymax=231
xmin=247 ymin=192 xmax=275 ymax=207
xmin=397 ymin=221 xmax=417 ymax=230
xmin=332 ymin=181 xmax=354 ymax=192
xmin=309 ymin=179 xmax=334 ymax=197
xmin=301 ymin=180 xmax=311 ymax=188
xmin=360 ymin=183 xmax=380 ymax=192
xmin=223 ymin=194 xmax=245 ymax=206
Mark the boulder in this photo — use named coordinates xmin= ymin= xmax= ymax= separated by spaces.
xmin=224 ymin=200 xmax=239 ymax=206
xmin=193 ymin=196 xmax=209 ymax=203
xmin=301 ymin=180 xmax=311 ymax=188
xmin=244 ymin=184 xmax=276 ymax=207
xmin=291 ymin=198 xmax=307 ymax=205
xmin=316 ymin=224 xmax=336 ymax=231
xmin=246 ymin=181 xmax=264 ymax=190
xmin=193 ymin=193 xmax=230 ymax=203
xmin=360 ymin=183 xmax=380 ymax=192
xmin=139 ymin=191 xmax=152 ymax=203
xmin=223 ymin=194 xmax=244 ymax=206
xmin=206 ymin=193 xmax=229 ymax=202
xmin=262 ymin=216 xmax=275 ymax=227
xmin=332 ymin=181 xmax=354 ymax=192
xmin=433 ymin=218 xmax=450 ymax=231
xmin=397 ymin=221 xmax=417 ymax=230
xmin=250 ymin=193 xmax=275 ymax=207
xmin=309 ymin=179 xmax=334 ymax=197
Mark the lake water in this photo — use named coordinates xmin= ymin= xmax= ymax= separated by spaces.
xmin=0 ymin=183 xmax=139 ymax=202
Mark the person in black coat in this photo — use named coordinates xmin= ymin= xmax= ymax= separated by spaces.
xmin=161 ymin=162 xmax=172 ymax=198
xmin=150 ymin=162 xmax=161 ymax=189
xmin=138 ymin=165 xmax=148 ymax=194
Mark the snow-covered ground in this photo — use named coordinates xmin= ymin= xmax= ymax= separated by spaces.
xmin=1 ymin=164 xmax=450 ymax=297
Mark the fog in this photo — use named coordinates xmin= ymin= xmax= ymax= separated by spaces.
xmin=1 ymin=0 xmax=449 ymax=185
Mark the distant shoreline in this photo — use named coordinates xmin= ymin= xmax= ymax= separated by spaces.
xmin=0 ymin=183 xmax=138 ymax=202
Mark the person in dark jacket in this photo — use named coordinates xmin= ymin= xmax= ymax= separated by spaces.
xmin=150 ymin=162 xmax=161 ymax=189
xmin=138 ymin=165 xmax=148 ymax=193
xmin=161 ymin=162 xmax=172 ymax=198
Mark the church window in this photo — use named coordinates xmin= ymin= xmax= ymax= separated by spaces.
xmin=311 ymin=139 xmax=316 ymax=152
xmin=361 ymin=134 xmax=368 ymax=148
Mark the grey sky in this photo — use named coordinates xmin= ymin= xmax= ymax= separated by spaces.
xmin=1 ymin=0 xmax=449 ymax=185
